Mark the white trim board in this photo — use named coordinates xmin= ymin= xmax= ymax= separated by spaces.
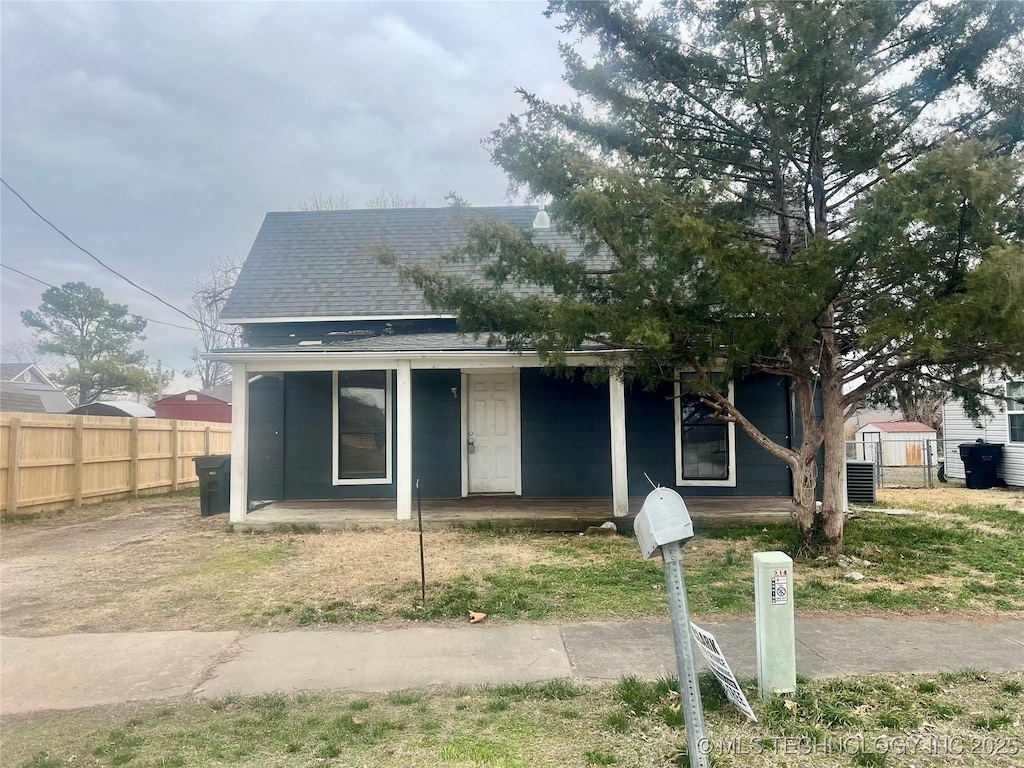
xmin=220 ymin=313 xmax=455 ymax=324
xmin=205 ymin=349 xmax=618 ymax=371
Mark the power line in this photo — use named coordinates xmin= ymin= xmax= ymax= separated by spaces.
xmin=1 ymin=263 xmax=197 ymax=332
xmin=1 ymin=178 xmax=221 ymax=333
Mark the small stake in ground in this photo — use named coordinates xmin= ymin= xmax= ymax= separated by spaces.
xmin=634 ymin=486 xmax=709 ymax=768
xmin=417 ymin=478 xmax=426 ymax=607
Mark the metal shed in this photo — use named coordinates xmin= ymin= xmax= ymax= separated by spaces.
xmin=853 ymin=421 xmax=937 ymax=467
xmin=153 ymin=390 xmax=232 ymax=423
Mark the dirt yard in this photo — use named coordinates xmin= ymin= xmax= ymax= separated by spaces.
xmin=3 ymin=484 xmax=1021 ymax=637
xmin=0 ymin=495 xmax=583 ymax=637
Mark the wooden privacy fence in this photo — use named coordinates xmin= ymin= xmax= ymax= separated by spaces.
xmin=1 ymin=412 xmax=231 ymax=515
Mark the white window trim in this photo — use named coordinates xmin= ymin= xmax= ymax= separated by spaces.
xmin=674 ymin=379 xmax=737 ymax=487
xmin=332 ymin=369 xmax=393 ymax=485
xmin=1007 ymin=381 xmax=1024 ymax=444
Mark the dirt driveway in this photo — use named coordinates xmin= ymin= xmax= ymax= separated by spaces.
xmin=1 ymin=497 xmax=230 ymax=635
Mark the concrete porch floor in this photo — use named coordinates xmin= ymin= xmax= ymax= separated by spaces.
xmin=235 ymin=495 xmax=794 ymax=532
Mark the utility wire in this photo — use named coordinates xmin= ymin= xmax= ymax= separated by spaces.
xmin=1 ymin=178 xmax=221 ymax=333
xmin=1 ymin=263 xmax=197 ymax=332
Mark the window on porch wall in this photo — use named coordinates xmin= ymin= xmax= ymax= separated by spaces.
xmin=334 ymin=370 xmax=392 ymax=484
xmin=674 ymin=379 xmax=736 ymax=487
xmin=1008 ymin=382 xmax=1024 ymax=443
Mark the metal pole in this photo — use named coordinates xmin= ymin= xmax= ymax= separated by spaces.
xmin=925 ymin=438 xmax=933 ymax=487
xmin=417 ymin=478 xmax=426 ymax=606
xmin=661 ymin=540 xmax=710 ymax=768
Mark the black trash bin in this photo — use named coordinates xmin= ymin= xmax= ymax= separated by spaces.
xmin=193 ymin=454 xmax=231 ymax=515
xmin=958 ymin=443 xmax=1003 ymax=489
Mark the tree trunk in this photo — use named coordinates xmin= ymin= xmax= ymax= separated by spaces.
xmin=819 ymin=381 xmax=847 ymax=556
xmin=818 ymin=304 xmax=846 ymax=556
xmin=791 ymin=454 xmax=818 ymax=541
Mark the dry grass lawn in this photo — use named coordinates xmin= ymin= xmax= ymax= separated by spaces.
xmin=878 ymin=485 xmax=1024 ymax=510
xmin=2 ymin=484 xmax=1022 ymax=636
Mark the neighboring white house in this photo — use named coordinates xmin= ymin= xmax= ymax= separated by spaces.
xmin=942 ymin=378 xmax=1024 ymax=488
xmin=852 ymin=421 xmax=938 ymax=467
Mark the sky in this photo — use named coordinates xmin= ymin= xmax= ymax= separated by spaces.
xmin=1 ymin=1 xmax=575 ymax=383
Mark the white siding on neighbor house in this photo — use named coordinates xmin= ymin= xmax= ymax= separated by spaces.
xmin=942 ymin=384 xmax=1023 ymax=488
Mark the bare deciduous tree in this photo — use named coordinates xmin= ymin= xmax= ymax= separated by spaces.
xmin=298 ymin=193 xmax=350 ymax=211
xmin=366 ymin=190 xmax=424 ymax=209
xmin=188 ymin=254 xmax=244 ymax=390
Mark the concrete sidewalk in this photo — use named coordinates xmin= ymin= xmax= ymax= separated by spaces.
xmin=2 ymin=617 xmax=1022 ymax=716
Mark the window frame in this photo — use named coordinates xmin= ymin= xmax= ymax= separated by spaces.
xmin=1007 ymin=381 xmax=1024 ymax=444
xmin=674 ymin=378 xmax=737 ymax=487
xmin=332 ymin=370 xmax=393 ymax=485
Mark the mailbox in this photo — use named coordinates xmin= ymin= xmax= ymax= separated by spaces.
xmin=635 ymin=487 xmax=694 ymax=559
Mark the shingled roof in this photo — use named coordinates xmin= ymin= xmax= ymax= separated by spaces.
xmin=220 ymin=206 xmax=587 ymax=322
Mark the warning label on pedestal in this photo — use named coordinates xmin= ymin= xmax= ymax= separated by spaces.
xmin=771 ymin=569 xmax=789 ymax=605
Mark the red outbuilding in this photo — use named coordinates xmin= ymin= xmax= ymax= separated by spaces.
xmin=153 ymin=390 xmax=232 ymax=423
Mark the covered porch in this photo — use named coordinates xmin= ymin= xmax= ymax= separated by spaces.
xmin=234 ymin=495 xmax=794 ymax=532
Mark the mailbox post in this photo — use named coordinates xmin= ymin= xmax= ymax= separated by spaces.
xmin=635 ymin=487 xmax=709 ymax=768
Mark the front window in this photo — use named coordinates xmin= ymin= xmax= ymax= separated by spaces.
xmin=674 ymin=380 xmax=736 ymax=487
xmin=1008 ymin=382 xmax=1024 ymax=443
xmin=333 ymin=370 xmax=392 ymax=484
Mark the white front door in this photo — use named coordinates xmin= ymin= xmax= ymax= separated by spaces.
xmin=466 ymin=373 xmax=519 ymax=493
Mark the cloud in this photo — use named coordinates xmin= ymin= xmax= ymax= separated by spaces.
xmin=1 ymin=1 xmax=574 ymax=372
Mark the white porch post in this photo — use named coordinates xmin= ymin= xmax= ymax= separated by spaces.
xmin=396 ymin=360 xmax=413 ymax=520
xmin=229 ymin=362 xmax=249 ymax=523
xmin=609 ymin=373 xmax=629 ymax=517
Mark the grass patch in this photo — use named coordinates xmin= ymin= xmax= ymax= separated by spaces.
xmin=4 ymin=490 xmax=1021 ymax=637
xmin=6 ymin=673 xmax=1022 ymax=767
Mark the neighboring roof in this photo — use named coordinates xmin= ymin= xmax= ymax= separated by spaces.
xmin=221 ymin=206 xmax=591 ymax=322
xmin=201 ymin=383 xmax=233 ymax=403
xmin=860 ymin=421 xmax=936 ymax=433
xmin=155 ymin=390 xmax=229 ymax=405
xmin=0 ymin=382 xmax=47 ymax=413
xmin=0 ymin=363 xmax=32 ymax=381
xmin=69 ymin=401 xmax=156 ymax=418
xmin=0 ymin=379 xmax=72 ymax=413
xmin=0 ymin=362 xmax=55 ymax=387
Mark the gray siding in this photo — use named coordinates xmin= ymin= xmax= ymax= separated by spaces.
xmin=625 ymin=375 xmax=793 ymax=497
xmin=520 ymin=369 xmax=612 ymax=496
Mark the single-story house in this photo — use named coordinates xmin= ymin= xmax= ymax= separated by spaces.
xmin=942 ymin=378 xmax=1024 ymax=487
xmin=852 ymin=421 xmax=938 ymax=467
xmin=154 ymin=390 xmax=231 ymax=423
xmin=68 ymin=400 xmax=156 ymax=418
xmin=0 ymin=363 xmax=73 ymax=414
xmin=210 ymin=206 xmax=807 ymax=524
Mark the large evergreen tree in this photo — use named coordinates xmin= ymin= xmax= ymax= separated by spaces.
xmin=21 ymin=282 xmax=156 ymax=405
xmin=392 ymin=1 xmax=1024 ymax=553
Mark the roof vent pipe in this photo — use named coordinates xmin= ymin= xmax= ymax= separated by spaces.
xmin=532 ymin=203 xmax=550 ymax=229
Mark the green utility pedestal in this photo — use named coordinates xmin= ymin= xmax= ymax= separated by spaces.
xmin=753 ymin=551 xmax=796 ymax=699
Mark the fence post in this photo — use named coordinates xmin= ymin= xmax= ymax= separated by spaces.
xmin=204 ymin=425 xmax=211 ymax=456
xmin=6 ymin=416 xmax=22 ymax=514
xmin=130 ymin=418 xmax=140 ymax=497
xmin=73 ymin=416 xmax=84 ymax=506
xmin=170 ymin=420 xmax=179 ymax=492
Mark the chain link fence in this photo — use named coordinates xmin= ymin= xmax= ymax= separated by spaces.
xmin=846 ymin=438 xmax=945 ymax=489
